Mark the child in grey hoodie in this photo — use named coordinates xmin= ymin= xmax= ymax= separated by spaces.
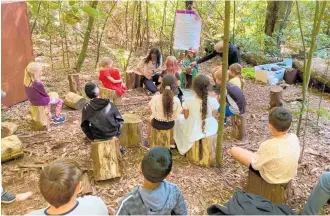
xmin=115 ymin=147 xmax=187 ymax=215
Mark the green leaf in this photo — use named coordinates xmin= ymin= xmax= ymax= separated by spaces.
xmin=63 ymin=13 xmax=80 ymax=25
xmin=69 ymin=1 xmax=75 ymax=6
xmin=81 ymin=6 xmax=103 ymax=18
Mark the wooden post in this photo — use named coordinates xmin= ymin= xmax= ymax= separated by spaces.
xmin=1 ymin=135 xmax=24 ymax=162
xmin=29 ymin=105 xmax=50 ymax=131
xmin=135 ymin=73 xmax=143 ymax=88
xmin=126 ymin=69 xmax=137 ymax=89
xmin=245 ymin=169 xmax=291 ymax=204
xmin=64 ymin=92 xmax=87 ymax=110
xmin=186 ymin=135 xmax=217 ymax=167
xmin=91 ymin=138 xmax=122 ymax=181
xmin=68 ymin=74 xmax=82 ymax=94
xmin=80 ymin=172 xmax=93 ymax=195
xmin=231 ymin=115 xmax=247 ymax=141
xmin=150 ymin=127 xmax=171 ymax=149
xmin=269 ymin=86 xmax=283 ymax=110
xmin=99 ymin=87 xmax=122 ymax=105
xmin=119 ymin=114 xmax=142 ymax=148
xmin=1 ymin=122 xmax=18 ymax=138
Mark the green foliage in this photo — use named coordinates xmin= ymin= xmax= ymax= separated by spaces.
xmin=242 ymin=67 xmax=256 ymax=79
xmin=81 ymin=5 xmax=104 ymax=19
xmin=317 ymin=107 xmax=330 ymax=120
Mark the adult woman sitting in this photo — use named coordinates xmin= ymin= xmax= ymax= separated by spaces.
xmin=137 ymin=48 xmax=163 ymax=93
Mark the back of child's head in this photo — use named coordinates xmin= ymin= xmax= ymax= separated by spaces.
xmin=39 ymin=159 xmax=82 ymax=208
xmin=85 ymin=82 xmax=99 ymax=99
xmin=229 ymin=63 xmax=242 ymax=76
xmin=269 ymin=107 xmax=292 ymax=132
xmin=24 ymin=61 xmax=42 ymax=87
xmin=98 ymin=57 xmax=112 ymax=69
xmin=192 ymin=75 xmax=210 ymax=132
xmin=141 ymin=146 xmax=172 ymax=183
xmin=165 ymin=56 xmax=179 ymax=73
xmin=214 ymin=68 xmax=228 ymax=84
xmin=160 ymin=75 xmax=177 ymax=119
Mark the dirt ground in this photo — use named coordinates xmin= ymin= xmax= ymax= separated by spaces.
xmin=1 ymin=57 xmax=330 ymax=215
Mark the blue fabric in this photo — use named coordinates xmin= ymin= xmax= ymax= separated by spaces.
xmin=218 ymin=104 xmax=235 ymax=117
xmin=303 ymin=172 xmax=330 ymax=215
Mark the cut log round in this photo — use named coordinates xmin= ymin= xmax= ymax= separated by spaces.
xmin=186 ymin=135 xmax=217 ymax=167
xmin=99 ymin=87 xmax=122 ymax=105
xmin=119 ymin=114 xmax=142 ymax=148
xmin=29 ymin=105 xmax=50 ymax=131
xmin=64 ymin=92 xmax=87 ymax=110
xmin=126 ymin=69 xmax=137 ymax=90
xmin=1 ymin=135 xmax=24 ymax=162
xmin=1 ymin=122 xmax=18 ymax=138
xmin=80 ymin=172 xmax=93 ymax=195
xmin=68 ymin=74 xmax=82 ymax=95
xmin=245 ymin=169 xmax=291 ymax=204
xmin=269 ymin=86 xmax=283 ymax=110
xmin=135 ymin=73 xmax=144 ymax=88
xmin=150 ymin=127 xmax=171 ymax=149
xmin=231 ymin=115 xmax=247 ymax=141
xmin=92 ymin=138 xmax=122 ymax=181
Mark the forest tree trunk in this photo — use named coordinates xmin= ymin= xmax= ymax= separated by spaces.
xmin=274 ymin=1 xmax=293 ymax=47
xmin=159 ymin=1 xmax=168 ymax=54
xmin=75 ymin=1 xmax=98 ymax=72
xmin=264 ymin=1 xmax=280 ymax=36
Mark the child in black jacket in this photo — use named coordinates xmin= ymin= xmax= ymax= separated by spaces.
xmin=81 ymin=82 xmax=124 ymax=141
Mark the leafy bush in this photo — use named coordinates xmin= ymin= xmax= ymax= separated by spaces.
xmin=242 ymin=67 xmax=256 ymax=79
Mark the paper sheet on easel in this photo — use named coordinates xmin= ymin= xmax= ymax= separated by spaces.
xmin=173 ymin=10 xmax=202 ymax=50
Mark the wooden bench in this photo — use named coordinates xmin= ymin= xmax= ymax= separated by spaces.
xmin=186 ymin=135 xmax=217 ymax=167
xmin=119 ymin=114 xmax=142 ymax=148
xmin=245 ymin=169 xmax=291 ymax=204
xmin=150 ymin=127 xmax=171 ymax=149
xmin=91 ymin=138 xmax=122 ymax=181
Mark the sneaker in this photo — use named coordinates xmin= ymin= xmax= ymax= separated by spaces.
xmin=120 ymin=146 xmax=126 ymax=155
xmin=51 ymin=115 xmax=55 ymax=121
xmin=52 ymin=116 xmax=66 ymax=124
xmin=1 ymin=190 xmax=16 ymax=204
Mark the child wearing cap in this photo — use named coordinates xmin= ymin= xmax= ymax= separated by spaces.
xmin=115 ymin=146 xmax=187 ymax=215
xmin=180 ymin=47 xmax=200 ymax=88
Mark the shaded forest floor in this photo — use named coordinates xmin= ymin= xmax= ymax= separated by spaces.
xmin=1 ymin=56 xmax=330 ymax=215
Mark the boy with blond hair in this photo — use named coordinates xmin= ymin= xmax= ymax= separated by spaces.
xmin=26 ymin=159 xmax=108 ymax=215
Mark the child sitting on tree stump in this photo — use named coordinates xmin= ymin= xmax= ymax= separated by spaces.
xmin=228 ymin=63 xmax=245 ymax=90
xmin=81 ymin=82 xmax=125 ymax=154
xmin=214 ymin=68 xmax=246 ymax=125
xmin=24 ymin=62 xmax=66 ymax=124
xmin=26 ymin=159 xmax=108 ymax=215
xmin=180 ymin=47 xmax=199 ymax=89
xmin=98 ymin=57 xmax=127 ymax=97
xmin=229 ymin=107 xmax=300 ymax=184
xmin=115 ymin=147 xmax=187 ymax=215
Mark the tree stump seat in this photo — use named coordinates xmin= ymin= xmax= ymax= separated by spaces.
xmin=245 ymin=169 xmax=291 ymax=204
xmin=99 ymin=87 xmax=122 ymax=105
xmin=150 ymin=127 xmax=171 ymax=149
xmin=1 ymin=122 xmax=18 ymax=138
xmin=91 ymin=138 xmax=122 ymax=181
xmin=29 ymin=105 xmax=50 ymax=131
xmin=64 ymin=92 xmax=87 ymax=110
xmin=186 ymin=135 xmax=217 ymax=167
xmin=119 ymin=114 xmax=142 ymax=148
xmin=126 ymin=69 xmax=143 ymax=89
xmin=1 ymin=135 xmax=24 ymax=162
xmin=68 ymin=74 xmax=82 ymax=95
xmin=231 ymin=114 xmax=247 ymax=141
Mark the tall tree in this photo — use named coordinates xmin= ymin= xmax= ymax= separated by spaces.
xmin=75 ymin=1 xmax=98 ymax=72
xmin=264 ymin=1 xmax=280 ymax=36
xmin=216 ymin=0 xmax=230 ymax=167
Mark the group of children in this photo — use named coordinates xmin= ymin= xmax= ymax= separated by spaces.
xmin=17 ymin=41 xmax=329 ymax=214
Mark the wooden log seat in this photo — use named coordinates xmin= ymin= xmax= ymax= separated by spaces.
xmin=245 ymin=169 xmax=291 ymax=204
xmin=150 ymin=127 xmax=171 ymax=149
xmin=29 ymin=105 xmax=51 ymax=131
xmin=269 ymin=86 xmax=283 ymax=110
xmin=1 ymin=135 xmax=24 ymax=162
xmin=231 ymin=115 xmax=247 ymax=141
xmin=125 ymin=69 xmax=143 ymax=89
xmin=119 ymin=114 xmax=142 ymax=148
xmin=91 ymin=138 xmax=122 ymax=181
xmin=186 ymin=135 xmax=217 ymax=167
xmin=99 ymin=87 xmax=122 ymax=105
xmin=64 ymin=92 xmax=87 ymax=110
xmin=1 ymin=122 xmax=18 ymax=138
xmin=80 ymin=172 xmax=93 ymax=195
xmin=68 ymin=74 xmax=82 ymax=95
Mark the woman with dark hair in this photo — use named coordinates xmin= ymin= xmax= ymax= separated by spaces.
xmin=173 ymin=75 xmax=219 ymax=155
xmin=137 ymin=48 xmax=163 ymax=93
